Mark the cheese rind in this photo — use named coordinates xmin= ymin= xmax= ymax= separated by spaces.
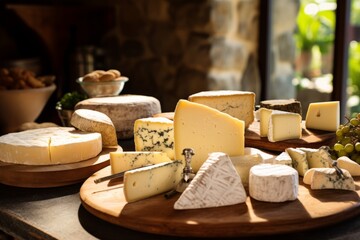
xmin=305 ymin=101 xmax=339 ymax=131
xmin=249 ymin=164 xmax=299 ymax=202
xmin=337 ymin=156 xmax=360 ymax=176
xmin=188 ymin=90 xmax=255 ymax=128
xmin=75 ymin=95 xmax=161 ymax=139
xmin=174 ymin=152 xmax=246 ymax=209
xmin=123 ymin=160 xmax=182 ymax=203
xmin=285 ymin=148 xmax=309 ymax=176
xmin=110 ymin=151 xmax=171 ymax=174
xmin=310 ymin=168 xmax=355 ymax=191
xmin=268 ymin=111 xmax=302 ymax=142
xmin=0 ymin=127 xmax=102 ymax=165
xmin=134 ymin=117 xmax=174 ymax=159
xmin=174 ymin=100 xmax=245 ymax=172
xmin=70 ymin=109 xmax=118 ymax=147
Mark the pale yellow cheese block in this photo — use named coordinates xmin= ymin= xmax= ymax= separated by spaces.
xmin=174 ymin=99 xmax=245 ymax=172
xmin=268 ymin=111 xmax=302 ymax=142
xmin=259 ymin=108 xmax=272 ymax=137
xmin=71 ymin=109 xmax=118 ymax=147
xmin=188 ymin=90 xmax=255 ymax=128
xmin=110 ymin=151 xmax=171 ymax=174
xmin=0 ymin=127 xmax=102 ymax=165
xmin=305 ymin=101 xmax=339 ymax=131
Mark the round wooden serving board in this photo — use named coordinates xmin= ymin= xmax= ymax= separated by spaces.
xmin=245 ymin=121 xmax=336 ymax=152
xmin=80 ymin=166 xmax=360 ymax=238
xmin=0 ymin=146 xmax=122 ymax=188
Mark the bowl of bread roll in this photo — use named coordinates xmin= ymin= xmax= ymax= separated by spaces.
xmin=0 ymin=67 xmax=56 ymax=133
xmin=76 ymin=69 xmax=128 ymax=98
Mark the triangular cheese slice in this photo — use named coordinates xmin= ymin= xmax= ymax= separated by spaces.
xmin=174 ymin=152 xmax=247 ymax=210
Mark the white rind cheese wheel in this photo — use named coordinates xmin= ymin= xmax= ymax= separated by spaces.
xmin=249 ymin=164 xmax=299 ymax=202
xmin=75 ymin=95 xmax=161 ymax=139
xmin=188 ymin=90 xmax=255 ymax=128
xmin=71 ymin=109 xmax=118 ymax=147
xmin=174 ymin=152 xmax=247 ymax=210
xmin=0 ymin=127 xmax=102 ymax=165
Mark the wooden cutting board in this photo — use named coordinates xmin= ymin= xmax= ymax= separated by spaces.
xmin=80 ymin=166 xmax=360 ymax=238
xmin=0 ymin=146 xmax=122 ymax=188
xmin=245 ymin=121 xmax=336 ymax=152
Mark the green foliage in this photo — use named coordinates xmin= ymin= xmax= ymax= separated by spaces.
xmin=349 ymin=41 xmax=360 ymax=96
xmin=56 ymin=91 xmax=87 ymax=110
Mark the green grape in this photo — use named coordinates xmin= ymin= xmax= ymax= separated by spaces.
xmin=356 ymin=142 xmax=360 ymax=152
xmin=344 ymin=143 xmax=354 ymax=153
xmin=342 ymin=125 xmax=350 ymax=134
xmin=341 ymin=136 xmax=351 ymax=145
xmin=337 ymin=149 xmax=348 ymax=157
xmin=336 ymin=129 xmax=343 ymax=137
xmin=336 ymin=135 xmax=344 ymax=142
xmin=355 ymin=128 xmax=360 ymax=136
xmin=350 ymin=118 xmax=360 ymax=126
xmin=333 ymin=143 xmax=344 ymax=151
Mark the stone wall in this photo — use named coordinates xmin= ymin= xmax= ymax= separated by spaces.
xmin=103 ymin=0 xmax=300 ymax=112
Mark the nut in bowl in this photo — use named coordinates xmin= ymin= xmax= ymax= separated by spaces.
xmin=77 ymin=69 xmax=128 ymax=98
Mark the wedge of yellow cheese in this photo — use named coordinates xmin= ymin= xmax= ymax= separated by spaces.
xmin=305 ymin=101 xmax=339 ymax=131
xmin=174 ymin=99 xmax=245 ymax=172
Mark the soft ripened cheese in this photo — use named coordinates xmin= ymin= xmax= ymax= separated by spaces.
xmin=285 ymin=148 xmax=309 ymax=176
xmin=123 ymin=160 xmax=182 ymax=203
xmin=188 ymin=90 xmax=255 ymax=128
xmin=303 ymin=168 xmax=316 ymax=185
xmin=134 ymin=117 xmax=174 ymax=159
xmin=0 ymin=127 xmax=102 ymax=165
xmin=273 ymin=151 xmax=293 ymax=167
xmin=310 ymin=168 xmax=355 ymax=191
xmin=259 ymin=108 xmax=273 ymax=137
xmin=110 ymin=151 xmax=171 ymax=174
xmin=174 ymin=152 xmax=246 ymax=209
xmin=298 ymin=147 xmax=332 ymax=168
xmin=305 ymin=101 xmax=339 ymax=131
xmin=174 ymin=100 xmax=245 ymax=172
xmin=75 ymin=95 xmax=161 ymax=139
xmin=70 ymin=109 xmax=118 ymax=147
xmin=337 ymin=156 xmax=360 ymax=176
xmin=230 ymin=149 xmax=264 ymax=187
xmin=268 ymin=111 xmax=302 ymax=142
xmin=249 ymin=164 xmax=299 ymax=202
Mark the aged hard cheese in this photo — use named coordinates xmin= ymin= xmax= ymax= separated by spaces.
xmin=305 ymin=101 xmax=339 ymax=131
xmin=134 ymin=117 xmax=174 ymax=159
xmin=70 ymin=109 xmax=118 ymax=147
xmin=260 ymin=99 xmax=302 ymax=115
xmin=286 ymin=148 xmax=309 ymax=176
xmin=188 ymin=90 xmax=255 ymax=128
xmin=268 ymin=111 xmax=302 ymax=142
xmin=174 ymin=100 xmax=245 ymax=172
xmin=110 ymin=151 xmax=171 ymax=174
xmin=310 ymin=168 xmax=355 ymax=191
xmin=249 ymin=164 xmax=299 ymax=202
xmin=75 ymin=95 xmax=161 ymax=139
xmin=123 ymin=161 xmax=182 ymax=203
xmin=0 ymin=127 xmax=102 ymax=165
xmin=174 ymin=152 xmax=246 ymax=210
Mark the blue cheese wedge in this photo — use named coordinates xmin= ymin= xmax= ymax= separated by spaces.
xmin=249 ymin=164 xmax=299 ymax=202
xmin=134 ymin=117 xmax=174 ymax=159
xmin=273 ymin=151 xmax=293 ymax=167
xmin=109 ymin=151 xmax=171 ymax=174
xmin=310 ymin=168 xmax=355 ymax=191
xmin=298 ymin=147 xmax=332 ymax=168
xmin=174 ymin=152 xmax=246 ymax=210
xmin=285 ymin=148 xmax=309 ymax=176
xmin=123 ymin=160 xmax=182 ymax=203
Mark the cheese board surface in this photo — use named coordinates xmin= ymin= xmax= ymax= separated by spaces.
xmin=0 ymin=146 xmax=122 ymax=188
xmin=245 ymin=121 xmax=336 ymax=152
xmin=80 ymin=166 xmax=360 ymax=238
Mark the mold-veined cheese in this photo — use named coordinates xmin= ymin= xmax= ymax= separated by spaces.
xmin=134 ymin=117 xmax=174 ymax=159
xmin=249 ymin=164 xmax=299 ymax=202
xmin=310 ymin=168 xmax=355 ymax=191
xmin=174 ymin=99 xmax=245 ymax=173
xmin=0 ymin=127 xmax=102 ymax=165
xmin=298 ymin=147 xmax=332 ymax=168
xmin=70 ymin=109 xmax=118 ymax=147
xmin=285 ymin=148 xmax=309 ymax=176
xmin=174 ymin=152 xmax=246 ymax=210
xmin=273 ymin=151 xmax=293 ymax=167
xmin=188 ymin=90 xmax=255 ymax=128
xmin=123 ymin=160 xmax=182 ymax=203
xmin=110 ymin=151 xmax=171 ymax=174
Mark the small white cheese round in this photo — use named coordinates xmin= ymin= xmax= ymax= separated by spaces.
xmin=249 ymin=164 xmax=299 ymax=202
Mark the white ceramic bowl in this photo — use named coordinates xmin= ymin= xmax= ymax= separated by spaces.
xmin=0 ymin=84 xmax=56 ymax=133
xmin=76 ymin=76 xmax=128 ymax=98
